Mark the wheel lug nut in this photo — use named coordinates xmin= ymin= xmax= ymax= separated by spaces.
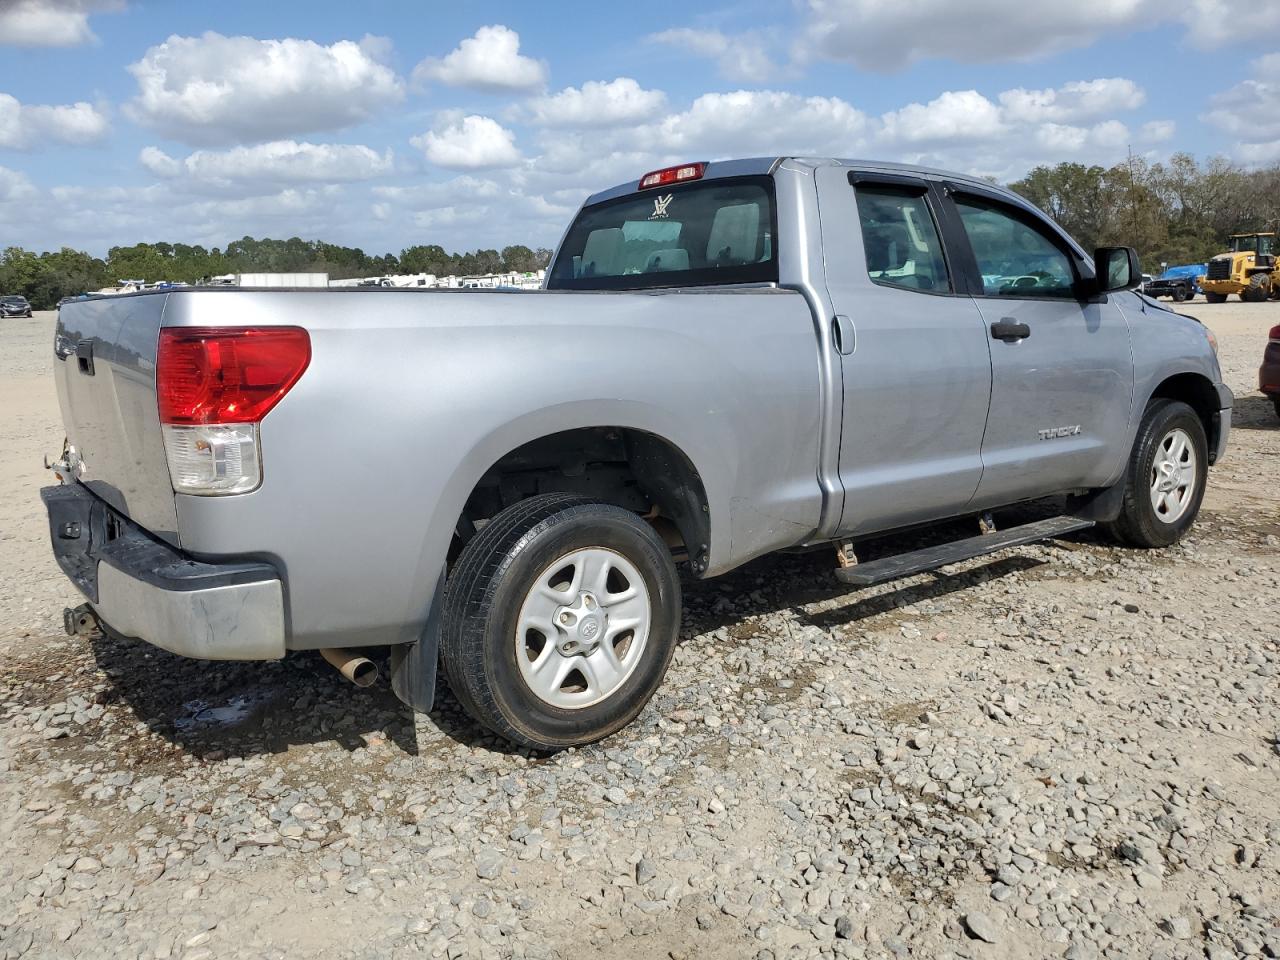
xmin=583 ymin=596 xmax=595 ymax=610
xmin=559 ymin=612 xmax=573 ymax=625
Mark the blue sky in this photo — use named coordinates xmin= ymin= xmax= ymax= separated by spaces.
xmin=1 ymin=0 xmax=1278 ymax=258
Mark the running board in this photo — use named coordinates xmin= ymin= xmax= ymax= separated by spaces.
xmin=833 ymin=516 xmax=1095 ymax=587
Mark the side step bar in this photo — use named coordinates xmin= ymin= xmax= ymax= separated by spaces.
xmin=834 ymin=516 xmax=1095 ymax=587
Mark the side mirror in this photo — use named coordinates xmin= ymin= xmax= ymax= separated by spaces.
xmin=1095 ymin=246 xmax=1141 ymax=293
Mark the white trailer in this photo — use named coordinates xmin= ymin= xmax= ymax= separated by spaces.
xmin=234 ymin=273 xmax=330 ymax=288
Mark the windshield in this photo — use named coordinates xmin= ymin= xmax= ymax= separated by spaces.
xmin=1230 ymin=235 xmax=1274 ymax=255
xmin=547 ymin=177 xmax=777 ymax=290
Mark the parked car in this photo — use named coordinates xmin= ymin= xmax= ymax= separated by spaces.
xmin=1261 ymin=323 xmax=1280 ymax=419
xmin=42 ymin=157 xmax=1231 ymax=751
xmin=1144 ymin=274 xmax=1196 ymax=302
xmin=1144 ymin=264 xmax=1206 ymax=302
xmin=1 ymin=295 xmax=33 ymax=317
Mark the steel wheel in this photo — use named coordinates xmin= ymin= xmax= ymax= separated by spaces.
xmin=1148 ymin=427 xmax=1197 ymax=523
xmin=515 ymin=548 xmax=651 ymax=709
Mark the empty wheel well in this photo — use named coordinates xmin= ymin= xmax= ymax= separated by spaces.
xmin=1149 ymin=373 xmax=1222 ymax=463
xmin=455 ymin=428 xmax=712 ymax=573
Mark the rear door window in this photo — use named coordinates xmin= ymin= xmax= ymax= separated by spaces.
xmin=855 ymin=186 xmax=951 ymax=293
xmin=547 ymin=177 xmax=777 ymax=290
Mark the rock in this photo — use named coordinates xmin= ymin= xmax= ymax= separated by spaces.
xmin=1159 ymin=916 xmax=1192 ymax=939
xmin=963 ymin=912 xmax=1000 ymax=944
xmin=474 ymin=851 xmax=504 ymax=881
xmin=636 ymin=858 xmax=657 ymax=885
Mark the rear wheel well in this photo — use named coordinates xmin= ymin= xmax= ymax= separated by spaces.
xmin=455 ymin=428 xmax=711 ymax=574
xmin=1149 ymin=373 xmax=1222 ymax=464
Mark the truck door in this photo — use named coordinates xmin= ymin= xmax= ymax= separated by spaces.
xmin=942 ymin=188 xmax=1134 ymax=506
xmin=815 ymin=167 xmax=993 ymax=535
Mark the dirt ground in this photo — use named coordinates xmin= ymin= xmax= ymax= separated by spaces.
xmin=0 ymin=299 xmax=1276 ymax=960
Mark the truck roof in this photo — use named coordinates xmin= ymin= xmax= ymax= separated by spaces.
xmin=582 ymin=156 xmax=1024 ymax=207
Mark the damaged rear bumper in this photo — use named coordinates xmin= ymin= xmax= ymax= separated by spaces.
xmin=41 ymin=483 xmax=285 ymax=660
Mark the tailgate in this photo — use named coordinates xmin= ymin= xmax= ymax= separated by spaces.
xmin=54 ymin=293 xmax=179 ymax=544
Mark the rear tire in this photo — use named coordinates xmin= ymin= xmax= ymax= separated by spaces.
xmin=441 ymin=494 xmax=681 ymax=751
xmin=1102 ymin=400 xmax=1207 ymax=549
xmin=1272 ymin=397 xmax=1280 ymax=420
xmin=1204 ymin=291 xmax=1227 ymax=304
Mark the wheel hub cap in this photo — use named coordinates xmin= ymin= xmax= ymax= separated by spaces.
xmin=1149 ymin=427 xmax=1197 ymax=523
xmin=515 ymin=547 xmax=652 ymax=710
xmin=556 ymin=593 xmax=605 ymax=655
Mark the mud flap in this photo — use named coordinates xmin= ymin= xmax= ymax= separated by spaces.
xmin=1066 ymin=482 xmax=1126 ymax=523
xmin=390 ymin=570 xmax=444 ymax=714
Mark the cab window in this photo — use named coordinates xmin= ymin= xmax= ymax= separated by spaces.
xmin=956 ymin=197 xmax=1078 ymax=299
xmin=855 ymin=186 xmax=950 ymax=293
xmin=547 ymin=178 xmax=776 ymax=291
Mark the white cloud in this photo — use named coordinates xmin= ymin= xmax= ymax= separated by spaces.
xmin=139 ymin=141 xmax=394 ymax=184
xmin=126 ymin=32 xmax=403 ymax=145
xmin=998 ymin=78 xmax=1145 ymax=124
xmin=0 ymin=0 xmax=122 ymax=47
xmin=373 ymin=176 xmax=503 ymax=209
xmin=649 ymin=90 xmax=870 ymax=157
xmin=412 ymin=25 xmax=547 ymax=94
xmin=800 ymin=0 xmax=1161 ymax=71
xmin=1033 ymin=120 xmax=1129 ymax=154
xmin=880 ymin=90 xmax=1005 ymax=145
xmin=528 ymin=79 xmax=667 ymax=128
xmin=0 ymin=93 xmax=108 ymax=149
xmin=1183 ymin=0 xmax=1280 ymax=48
xmin=649 ymin=28 xmax=777 ymax=83
xmin=412 ymin=115 xmax=522 ymax=170
xmin=138 ymin=145 xmax=180 ymax=177
xmin=1202 ymin=55 xmax=1280 ymax=165
xmin=1139 ymin=120 xmax=1175 ymax=143
xmin=0 ymin=166 xmax=38 ymax=204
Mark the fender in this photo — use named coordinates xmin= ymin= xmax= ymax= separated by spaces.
xmin=391 ymin=401 xmax=728 ymax=713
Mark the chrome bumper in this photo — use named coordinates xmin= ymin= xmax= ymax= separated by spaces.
xmin=42 ymin=484 xmax=285 ymax=660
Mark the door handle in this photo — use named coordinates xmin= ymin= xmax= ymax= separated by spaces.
xmin=832 ymin=314 xmax=855 ymax=355
xmin=75 ymin=339 xmax=95 ymax=376
xmin=990 ymin=319 xmax=1030 ymax=342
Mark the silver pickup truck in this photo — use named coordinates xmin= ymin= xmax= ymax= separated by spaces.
xmin=43 ymin=157 xmax=1231 ymax=750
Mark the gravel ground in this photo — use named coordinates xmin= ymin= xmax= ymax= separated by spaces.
xmin=1 ymin=301 xmax=1277 ymax=960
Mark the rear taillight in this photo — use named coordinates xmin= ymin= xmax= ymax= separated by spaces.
xmin=157 ymin=326 xmax=310 ymax=495
xmin=638 ymin=162 xmax=706 ymax=189
xmin=1270 ymin=324 xmax=1280 ymax=341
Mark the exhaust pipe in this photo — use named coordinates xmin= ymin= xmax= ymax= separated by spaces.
xmin=319 ymin=648 xmax=379 ymax=688
xmin=63 ymin=603 xmax=99 ymax=638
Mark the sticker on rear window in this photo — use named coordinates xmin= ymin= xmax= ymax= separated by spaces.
xmin=649 ymin=194 xmax=673 ymax=220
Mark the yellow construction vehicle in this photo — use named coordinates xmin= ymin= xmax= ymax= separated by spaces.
xmin=1199 ymin=232 xmax=1280 ymax=303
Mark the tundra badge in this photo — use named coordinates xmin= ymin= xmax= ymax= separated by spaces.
xmin=1038 ymin=425 xmax=1082 ymax=440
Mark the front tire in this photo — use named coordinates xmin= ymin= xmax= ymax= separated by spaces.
xmin=1102 ymin=400 xmax=1207 ymax=548
xmin=1172 ymin=286 xmax=1189 ymax=302
xmin=441 ymin=494 xmax=681 ymax=751
xmin=1243 ymin=273 xmax=1270 ymax=303
xmin=1204 ymin=291 xmax=1227 ymax=304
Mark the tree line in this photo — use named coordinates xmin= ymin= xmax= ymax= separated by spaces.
xmin=1009 ymin=152 xmax=1280 ymax=271
xmin=4 ymin=153 xmax=1278 ymax=309
xmin=0 ymin=237 xmax=553 ymax=310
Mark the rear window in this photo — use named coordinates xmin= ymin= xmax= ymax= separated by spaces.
xmin=547 ymin=177 xmax=777 ymax=290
